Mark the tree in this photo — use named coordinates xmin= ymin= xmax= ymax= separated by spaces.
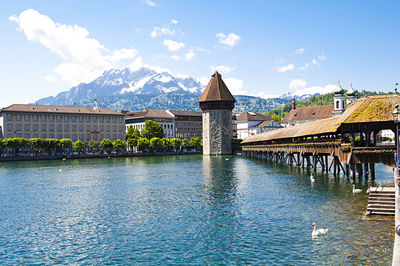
xmin=149 ymin=137 xmax=161 ymax=151
xmin=47 ymin=139 xmax=60 ymax=154
xmin=182 ymin=138 xmax=189 ymax=147
xmin=160 ymin=138 xmax=171 ymax=151
xmin=0 ymin=139 xmax=3 ymax=157
xmin=73 ymin=140 xmax=85 ymax=153
xmin=137 ymin=137 xmax=150 ymax=151
xmin=127 ymin=138 xmax=137 ymax=152
xmin=60 ymin=139 xmax=73 ymax=149
xmin=170 ymin=138 xmax=181 ymax=151
xmin=99 ymin=139 xmax=113 ymax=153
xmin=271 ymin=114 xmax=281 ymax=122
xmin=113 ymin=139 xmax=126 ymax=150
xmin=140 ymin=120 xmax=164 ymax=139
xmin=190 ymin=137 xmax=201 ymax=149
xmin=126 ymin=125 xmax=134 ymax=140
xmin=88 ymin=139 xmax=98 ymax=149
xmin=132 ymin=128 xmax=141 ymax=139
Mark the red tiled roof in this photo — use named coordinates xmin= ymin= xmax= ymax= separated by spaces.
xmin=1 ymin=104 xmax=123 ymax=115
xmin=125 ymin=110 xmax=173 ymax=119
xmin=236 ymin=112 xmax=272 ymax=121
xmin=281 ymin=105 xmax=334 ymax=123
xmin=168 ymin=110 xmax=202 ymax=116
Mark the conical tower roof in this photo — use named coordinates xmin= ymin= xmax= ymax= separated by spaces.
xmin=347 ymin=83 xmax=357 ymax=96
xmin=334 ymin=80 xmax=345 ymax=95
xmin=198 ymin=71 xmax=236 ymax=103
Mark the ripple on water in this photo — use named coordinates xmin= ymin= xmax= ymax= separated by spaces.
xmin=0 ymin=156 xmax=394 ymax=264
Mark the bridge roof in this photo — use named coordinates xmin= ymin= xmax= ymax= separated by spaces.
xmin=241 ymin=116 xmax=341 ymax=144
xmin=241 ymin=94 xmax=400 ymax=144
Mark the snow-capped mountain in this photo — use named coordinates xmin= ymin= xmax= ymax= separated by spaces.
xmin=279 ymin=92 xmax=319 ymax=101
xmin=36 ymin=67 xmax=204 ymax=106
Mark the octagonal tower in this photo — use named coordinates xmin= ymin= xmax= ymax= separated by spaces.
xmin=198 ymin=71 xmax=236 ymax=155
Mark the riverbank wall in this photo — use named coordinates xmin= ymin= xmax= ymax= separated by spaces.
xmin=0 ymin=151 xmax=202 ymax=162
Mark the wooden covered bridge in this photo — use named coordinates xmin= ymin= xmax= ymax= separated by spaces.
xmin=241 ymin=95 xmax=400 ymax=182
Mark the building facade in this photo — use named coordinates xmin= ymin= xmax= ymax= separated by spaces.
xmin=236 ymin=112 xmax=281 ymax=140
xmin=198 ymin=71 xmax=235 ymax=155
xmin=0 ymin=104 xmax=125 ymax=142
xmin=125 ymin=109 xmax=202 ymax=139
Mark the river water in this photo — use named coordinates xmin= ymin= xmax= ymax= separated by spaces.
xmin=0 ymin=155 xmax=394 ymax=264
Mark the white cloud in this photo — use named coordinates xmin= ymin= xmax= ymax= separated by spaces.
xmin=256 ymin=92 xmax=281 ymax=99
xmin=293 ymin=84 xmax=336 ymax=96
xmin=224 ymin=77 xmax=247 ymax=95
xmin=299 ymin=54 xmax=327 ymax=70
xmin=289 ymin=79 xmax=307 ymax=90
xmin=150 ymin=27 xmax=175 ymax=38
xmin=10 ymin=9 xmax=137 ymax=85
xmin=197 ymin=76 xmax=209 ymax=87
xmin=295 ymin=48 xmax=305 ymax=54
xmin=275 ymin=64 xmax=294 ymax=73
xmin=170 ymin=55 xmax=181 ymax=61
xmin=171 ymin=19 xmax=178 ymax=25
xmin=209 ymin=65 xmax=235 ymax=74
xmin=163 ymin=39 xmax=185 ymax=51
xmin=143 ymin=0 xmax=157 ymax=7
xmin=44 ymin=75 xmax=56 ymax=82
xmin=216 ymin=32 xmax=240 ymax=47
xmin=184 ymin=51 xmax=195 ymax=60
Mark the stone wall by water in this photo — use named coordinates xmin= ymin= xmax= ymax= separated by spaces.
xmin=202 ymin=109 xmax=232 ymax=155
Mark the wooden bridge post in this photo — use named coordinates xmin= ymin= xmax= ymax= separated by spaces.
xmin=345 ymin=163 xmax=350 ymax=177
xmin=297 ymin=153 xmax=301 ymax=167
xmin=363 ymin=163 xmax=369 ymax=180
xmin=325 ymin=155 xmax=329 ymax=173
xmin=350 ymin=163 xmax=356 ymax=182
xmin=356 ymin=164 xmax=363 ymax=180
xmin=369 ymin=163 xmax=375 ymax=181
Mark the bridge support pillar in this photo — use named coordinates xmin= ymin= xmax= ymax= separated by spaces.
xmin=356 ymin=164 xmax=363 ymax=180
xmin=369 ymin=163 xmax=375 ymax=181
xmin=364 ymin=163 xmax=369 ymax=181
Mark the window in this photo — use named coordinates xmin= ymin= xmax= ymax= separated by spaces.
xmin=33 ymin=124 xmax=38 ymax=131
xmin=57 ymin=115 xmax=61 ymax=122
xmin=49 ymin=125 xmax=54 ymax=131
xmin=86 ymin=116 xmax=91 ymax=123
xmin=119 ymin=125 xmax=123 ymax=131
xmin=106 ymin=117 xmax=110 ymax=123
xmin=41 ymin=124 xmax=46 ymax=131
xmin=42 ymin=134 xmax=47 ymax=138
xmin=7 ymin=124 xmax=12 ymax=131
xmin=57 ymin=124 xmax=61 ymax=132
xmin=106 ymin=134 xmax=110 ymax=139
xmin=41 ymin=115 xmax=46 ymax=122
xmin=7 ymin=114 xmax=12 ymax=121
xmin=112 ymin=117 xmax=117 ymax=123
xmin=79 ymin=116 xmax=83 ymax=122
xmin=106 ymin=125 xmax=110 ymax=132
xmin=65 ymin=134 xmax=69 ymax=138
xmin=64 ymin=116 xmax=69 ymax=122
xmin=79 ymin=134 xmax=84 ymax=140
xmin=49 ymin=115 xmax=54 ymax=122
xmin=100 ymin=125 xmax=104 ymax=131
xmin=16 ymin=114 xmax=21 ymax=121
xmin=49 ymin=133 xmax=54 ymax=138
xmin=93 ymin=125 xmax=97 ymax=131
xmin=33 ymin=115 xmax=37 ymax=121
xmin=72 ymin=134 xmax=77 ymax=141
xmin=72 ymin=125 xmax=76 ymax=132
xmin=25 ymin=124 xmax=29 ymax=131
xmin=64 ymin=125 xmax=69 ymax=132
xmin=25 ymin=114 xmax=30 ymax=121
xmin=119 ymin=117 xmax=123 ymax=123
xmin=100 ymin=117 xmax=104 ymax=122
xmin=113 ymin=125 xmax=116 ymax=132
xmin=79 ymin=125 xmax=83 ymax=132
xmin=57 ymin=134 xmax=62 ymax=139
xmin=71 ymin=116 xmax=76 ymax=122
xmin=24 ymin=133 xmax=30 ymax=138
xmin=86 ymin=125 xmax=91 ymax=131
xmin=93 ymin=116 xmax=97 ymax=122
xmin=100 ymin=134 xmax=104 ymax=140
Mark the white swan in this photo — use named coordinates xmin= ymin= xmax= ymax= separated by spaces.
xmin=312 ymin=223 xmax=328 ymax=238
xmin=310 ymin=174 xmax=315 ymax=183
xmin=352 ymin=184 xmax=362 ymax=194
xmin=378 ymin=182 xmax=383 ymax=191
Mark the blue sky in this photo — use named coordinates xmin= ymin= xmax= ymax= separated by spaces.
xmin=0 ymin=0 xmax=399 ymax=108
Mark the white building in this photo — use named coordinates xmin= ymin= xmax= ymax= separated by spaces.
xmin=236 ymin=112 xmax=281 ymax=140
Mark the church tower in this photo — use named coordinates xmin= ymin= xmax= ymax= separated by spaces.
xmin=198 ymin=71 xmax=236 ymax=155
xmin=333 ymin=80 xmax=345 ymax=116
xmin=346 ymin=83 xmax=357 ymax=104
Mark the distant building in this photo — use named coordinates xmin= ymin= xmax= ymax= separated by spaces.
xmin=281 ymin=81 xmax=354 ymax=127
xmin=0 ymin=104 xmax=125 ymax=142
xmin=236 ymin=112 xmax=281 ymax=140
xmin=166 ymin=110 xmax=202 ymax=139
xmin=125 ymin=110 xmax=175 ymax=138
xmin=124 ymin=109 xmax=202 ymax=139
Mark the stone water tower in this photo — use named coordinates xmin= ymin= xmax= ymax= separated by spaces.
xmin=198 ymin=71 xmax=236 ymax=155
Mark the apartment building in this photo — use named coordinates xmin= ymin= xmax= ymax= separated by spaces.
xmin=125 ymin=109 xmax=202 ymax=140
xmin=0 ymin=104 xmax=125 ymax=142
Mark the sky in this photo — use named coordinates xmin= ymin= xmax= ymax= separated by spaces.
xmin=0 ymin=0 xmax=399 ymax=108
